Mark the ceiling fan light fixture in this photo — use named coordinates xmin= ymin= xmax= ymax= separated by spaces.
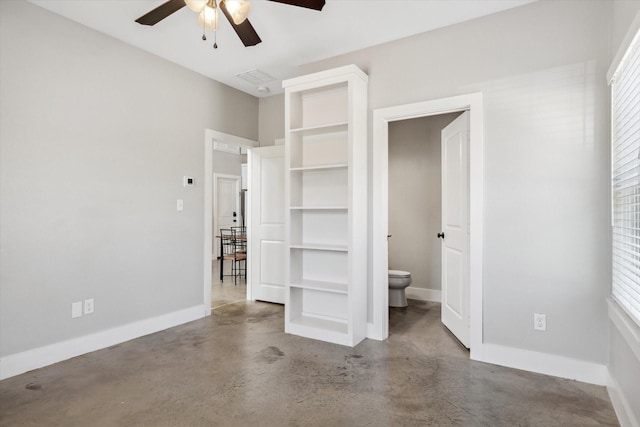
xmin=224 ymin=0 xmax=251 ymax=25
xmin=184 ymin=0 xmax=207 ymax=12
xmin=197 ymin=1 xmax=219 ymax=30
xmin=136 ymin=0 xmax=324 ymax=48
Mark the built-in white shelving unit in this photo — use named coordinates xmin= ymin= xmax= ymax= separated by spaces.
xmin=283 ymin=65 xmax=368 ymax=347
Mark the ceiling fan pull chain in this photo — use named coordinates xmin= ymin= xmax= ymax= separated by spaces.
xmin=202 ymin=10 xmax=207 ymax=41
xmin=213 ymin=29 xmax=218 ymax=49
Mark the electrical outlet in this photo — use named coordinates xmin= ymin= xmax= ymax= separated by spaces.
xmin=534 ymin=313 xmax=546 ymax=331
xmin=72 ymin=301 xmax=83 ymax=318
xmin=84 ymin=298 xmax=94 ymax=315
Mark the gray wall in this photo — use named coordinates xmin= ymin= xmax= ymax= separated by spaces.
xmin=213 ymin=152 xmax=245 ymax=177
xmin=0 ymin=1 xmax=258 ymax=358
xmin=608 ymin=1 xmax=640 ymax=423
xmin=258 ymin=94 xmax=285 ymax=147
xmin=610 ymin=0 xmax=640 ymax=55
xmin=299 ymin=0 xmax=612 ymax=364
xmin=388 ymin=113 xmax=460 ymax=292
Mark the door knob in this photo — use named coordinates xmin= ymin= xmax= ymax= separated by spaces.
xmin=437 ymin=232 xmax=445 ymax=239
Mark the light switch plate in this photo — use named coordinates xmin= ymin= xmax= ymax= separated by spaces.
xmin=72 ymin=301 xmax=83 ymax=318
xmin=177 ymin=199 xmax=183 ymax=211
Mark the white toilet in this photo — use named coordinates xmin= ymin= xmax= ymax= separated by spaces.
xmin=388 ymin=270 xmax=412 ymax=307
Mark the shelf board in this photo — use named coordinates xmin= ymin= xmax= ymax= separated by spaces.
xmin=290 ymin=164 xmax=348 ymax=172
xmin=290 ymin=243 xmax=348 ymax=252
xmin=290 ymin=206 xmax=348 ymax=211
xmin=289 ymin=122 xmax=348 ymax=136
xmin=288 ymin=315 xmax=348 ymax=335
xmin=289 ymin=279 xmax=348 ymax=294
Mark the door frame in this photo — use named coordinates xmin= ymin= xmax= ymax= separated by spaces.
xmin=371 ymin=92 xmax=484 ymax=361
xmin=203 ymin=130 xmax=258 ymax=317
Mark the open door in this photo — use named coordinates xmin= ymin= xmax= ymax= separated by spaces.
xmin=440 ymin=111 xmax=470 ymax=348
xmin=248 ymin=146 xmax=286 ymax=304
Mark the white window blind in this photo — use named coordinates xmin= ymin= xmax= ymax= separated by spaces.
xmin=612 ymin=27 xmax=640 ymax=326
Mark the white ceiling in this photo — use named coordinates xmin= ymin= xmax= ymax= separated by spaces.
xmin=30 ymin=0 xmax=534 ymax=98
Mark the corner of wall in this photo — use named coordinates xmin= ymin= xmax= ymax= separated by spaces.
xmin=258 ymin=94 xmax=285 ymax=147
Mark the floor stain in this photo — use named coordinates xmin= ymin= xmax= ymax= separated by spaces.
xmin=257 ymin=346 xmax=285 ymax=364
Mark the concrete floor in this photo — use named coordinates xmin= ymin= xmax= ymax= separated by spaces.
xmin=211 ymin=261 xmax=247 ymax=310
xmin=0 ymin=270 xmax=619 ymax=426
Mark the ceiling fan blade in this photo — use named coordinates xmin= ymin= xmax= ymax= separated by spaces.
xmin=267 ymin=0 xmax=325 ymax=11
xmin=219 ymin=1 xmax=262 ymax=47
xmin=135 ymin=0 xmax=186 ymax=26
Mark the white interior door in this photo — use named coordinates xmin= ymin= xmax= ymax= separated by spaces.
xmin=441 ymin=111 xmax=470 ymax=348
xmin=248 ymin=146 xmax=286 ymax=304
xmin=214 ymin=174 xmax=241 ymax=259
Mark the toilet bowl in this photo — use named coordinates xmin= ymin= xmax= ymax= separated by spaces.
xmin=388 ymin=270 xmax=412 ymax=307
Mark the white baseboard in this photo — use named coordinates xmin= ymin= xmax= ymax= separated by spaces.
xmin=480 ymin=343 xmax=608 ymax=386
xmin=366 ymin=322 xmax=384 ymax=341
xmin=406 ymin=286 xmax=441 ymax=303
xmin=608 ymin=372 xmax=639 ymax=427
xmin=0 ymin=305 xmax=206 ymax=380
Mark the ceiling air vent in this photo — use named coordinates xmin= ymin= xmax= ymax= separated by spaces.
xmin=236 ymin=69 xmax=276 ymax=86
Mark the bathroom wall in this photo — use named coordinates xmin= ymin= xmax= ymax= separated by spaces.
xmin=388 ymin=113 xmax=460 ymax=298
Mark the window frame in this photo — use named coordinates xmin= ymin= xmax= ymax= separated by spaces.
xmin=610 ymin=17 xmax=640 ymax=328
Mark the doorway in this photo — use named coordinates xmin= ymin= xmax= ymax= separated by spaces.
xmin=387 ymin=112 xmax=462 ymax=308
xmin=211 ymin=173 xmax=247 ymax=309
xmin=213 ymin=173 xmax=241 ymax=259
xmin=371 ymin=93 xmax=484 ymax=361
xmin=203 ymin=130 xmax=258 ymax=317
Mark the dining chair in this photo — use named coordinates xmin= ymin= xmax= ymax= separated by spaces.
xmin=220 ymin=228 xmax=246 ymax=285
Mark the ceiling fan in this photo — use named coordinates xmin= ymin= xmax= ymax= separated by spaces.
xmin=135 ymin=0 xmax=326 ymax=48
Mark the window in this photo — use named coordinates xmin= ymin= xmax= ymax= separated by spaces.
xmin=611 ymin=27 xmax=640 ymax=326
